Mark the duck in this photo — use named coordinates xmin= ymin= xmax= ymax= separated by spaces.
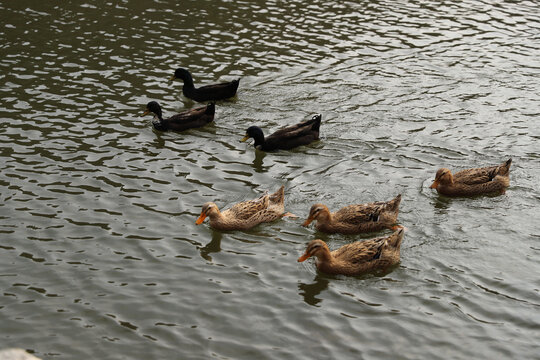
xmin=241 ymin=114 xmax=322 ymax=151
xmin=430 ymin=158 xmax=511 ymax=197
xmin=140 ymin=101 xmax=215 ymax=132
xmin=302 ymin=194 xmax=402 ymax=234
xmin=195 ymin=186 xmax=293 ymax=231
xmin=170 ymin=68 xmax=240 ymax=102
xmin=297 ymin=227 xmax=405 ymax=276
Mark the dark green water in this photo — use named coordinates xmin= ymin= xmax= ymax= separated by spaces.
xmin=1 ymin=1 xmax=539 ymax=359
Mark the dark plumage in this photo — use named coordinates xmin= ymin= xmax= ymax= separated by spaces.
xmin=140 ymin=101 xmax=215 ymax=132
xmin=170 ymin=68 xmax=239 ymax=102
xmin=241 ymin=114 xmax=322 ymax=151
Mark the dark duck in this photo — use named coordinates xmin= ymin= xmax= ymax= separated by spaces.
xmin=140 ymin=101 xmax=215 ymax=132
xmin=170 ymin=68 xmax=240 ymax=102
xmin=241 ymin=114 xmax=322 ymax=151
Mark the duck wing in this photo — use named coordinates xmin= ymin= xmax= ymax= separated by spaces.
xmin=454 ymin=159 xmax=511 ymax=185
xmin=332 ymin=237 xmax=386 ymax=264
xmin=193 ymin=80 xmax=240 ymax=101
xmin=269 ymin=116 xmax=321 ymax=139
xmin=263 ymin=116 xmax=321 ymax=150
xmin=334 ymin=201 xmax=393 ymax=224
xmin=225 ymin=194 xmax=270 ymax=220
xmin=163 ymin=104 xmax=215 ymax=131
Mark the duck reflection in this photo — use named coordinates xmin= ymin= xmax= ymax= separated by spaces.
xmin=198 ymin=230 xmax=222 ymax=261
xmin=251 ymin=149 xmax=268 ymax=173
xmin=431 ymin=195 xmax=452 ymax=215
xmin=298 ymin=275 xmax=329 ymax=307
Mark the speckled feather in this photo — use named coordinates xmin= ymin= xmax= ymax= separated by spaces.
xmin=304 ymin=194 xmax=401 ymax=234
xmin=197 ymin=186 xmax=286 ymax=231
xmin=431 ymin=159 xmax=511 ymax=197
xmin=299 ymin=228 xmax=405 ymax=276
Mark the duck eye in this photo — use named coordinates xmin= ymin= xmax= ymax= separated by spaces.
xmin=310 ymin=244 xmax=321 ymax=253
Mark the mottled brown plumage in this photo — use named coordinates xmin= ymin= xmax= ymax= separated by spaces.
xmin=430 ymin=159 xmax=511 ymax=197
xmin=297 ymin=228 xmax=405 ymax=276
xmin=302 ymin=195 xmax=402 ymax=234
xmin=195 ymin=186 xmax=289 ymax=231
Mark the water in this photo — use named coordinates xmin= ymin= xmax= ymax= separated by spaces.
xmin=1 ymin=1 xmax=539 ymax=359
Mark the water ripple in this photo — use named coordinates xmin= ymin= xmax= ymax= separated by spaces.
xmin=0 ymin=0 xmax=539 ymax=359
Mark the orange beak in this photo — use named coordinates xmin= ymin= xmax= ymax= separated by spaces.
xmin=391 ymin=225 xmax=408 ymax=232
xmin=297 ymin=252 xmax=311 ymax=262
xmin=195 ymin=212 xmax=207 ymax=225
xmin=429 ymin=179 xmax=439 ymax=189
xmin=169 ymin=75 xmax=176 ymax=82
xmin=140 ymin=109 xmax=150 ymax=117
xmin=302 ymin=216 xmax=314 ymax=227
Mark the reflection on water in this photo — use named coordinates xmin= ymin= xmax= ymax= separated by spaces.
xmin=0 ymin=0 xmax=539 ymax=359
xmin=199 ymin=230 xmax=223 ymax=261
xmin=250 ymin=149 xmax=268 ymax=173
xmin=298 ymin=276 xmax=330 ymax=307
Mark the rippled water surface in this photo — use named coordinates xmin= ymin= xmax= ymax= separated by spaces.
xmin=1 ymin=1 xmax=539 ymax=359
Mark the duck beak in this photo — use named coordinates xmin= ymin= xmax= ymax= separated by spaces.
xmin=297 ymin=252 xmax=311 ymax=262
xmin=302 ymin=216 xmax=314 ymax=227
xmin=169 ymin=75 xmax=176 ymax=82
xmin=140 ymin=109 xmax=150 ymax=117
xmin=195 ymin=212 xmax=207 ymax=225
xmin=391 ymin=225 xmax=408 ymax=232
xmin=240 ymin=134 xmax=250 ymax=142
xmin=429 ymin=179 xmax=439 ymax=189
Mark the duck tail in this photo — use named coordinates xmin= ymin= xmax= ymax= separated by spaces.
xmin=387 ymin=194 xmax=402 ymax=212
xmin=387 ymin=226 xmax=406 ymax=248
xmin=232 ymin=79 xmax=240 ymax=91
xmin=310 ymin=114 xmax=322 ymax=132
xmin=206 ymin=102 xmax=216 ymax=115
xmin=498 ymin=158 xmax=512 ymax=176
xmin=269 ymin=185 xmax=285 ymax=204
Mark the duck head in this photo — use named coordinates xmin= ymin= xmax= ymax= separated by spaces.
xmin=140 ymin=101 xmax=163 ymax=119
xmin=297 ymin=239 xmax=330 ymax=262
xmin=241 ymin=126 xmax=265 ymax=147
xmin=430 ymin=168 xmax=453 ymax=189
xmin=196 ymin=202 xmax=220 ymax=224
xmin=170 ymin=68 xmax=193 ymax=83
xmin=302 ymin=204 xmax=331 ymax=227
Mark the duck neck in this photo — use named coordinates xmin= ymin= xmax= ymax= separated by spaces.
xmin=315 ymin=248 xmax=334 ymax=266
xmin=152 ymin=111 xmax=164 ymax=126
xmin=207 ymin=209 xmax=224 ymax=226
xmin=252 ymin=132 xmax=266 ymax=148
xmin=316 ymin=211 xmax=333 ymax=229
xmin=181 ymin=73 xmax=195 ymax=89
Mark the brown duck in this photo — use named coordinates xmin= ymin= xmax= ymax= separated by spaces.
xmin=430 ymin=159 xmax=511 ymax=196
xmin=195 ymin=186 xmax=293 ymax=231
xmin=302 ymin=194 xmax=402 ymax=234
xmin=297 ymin=227 xmax=405 ymax=276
